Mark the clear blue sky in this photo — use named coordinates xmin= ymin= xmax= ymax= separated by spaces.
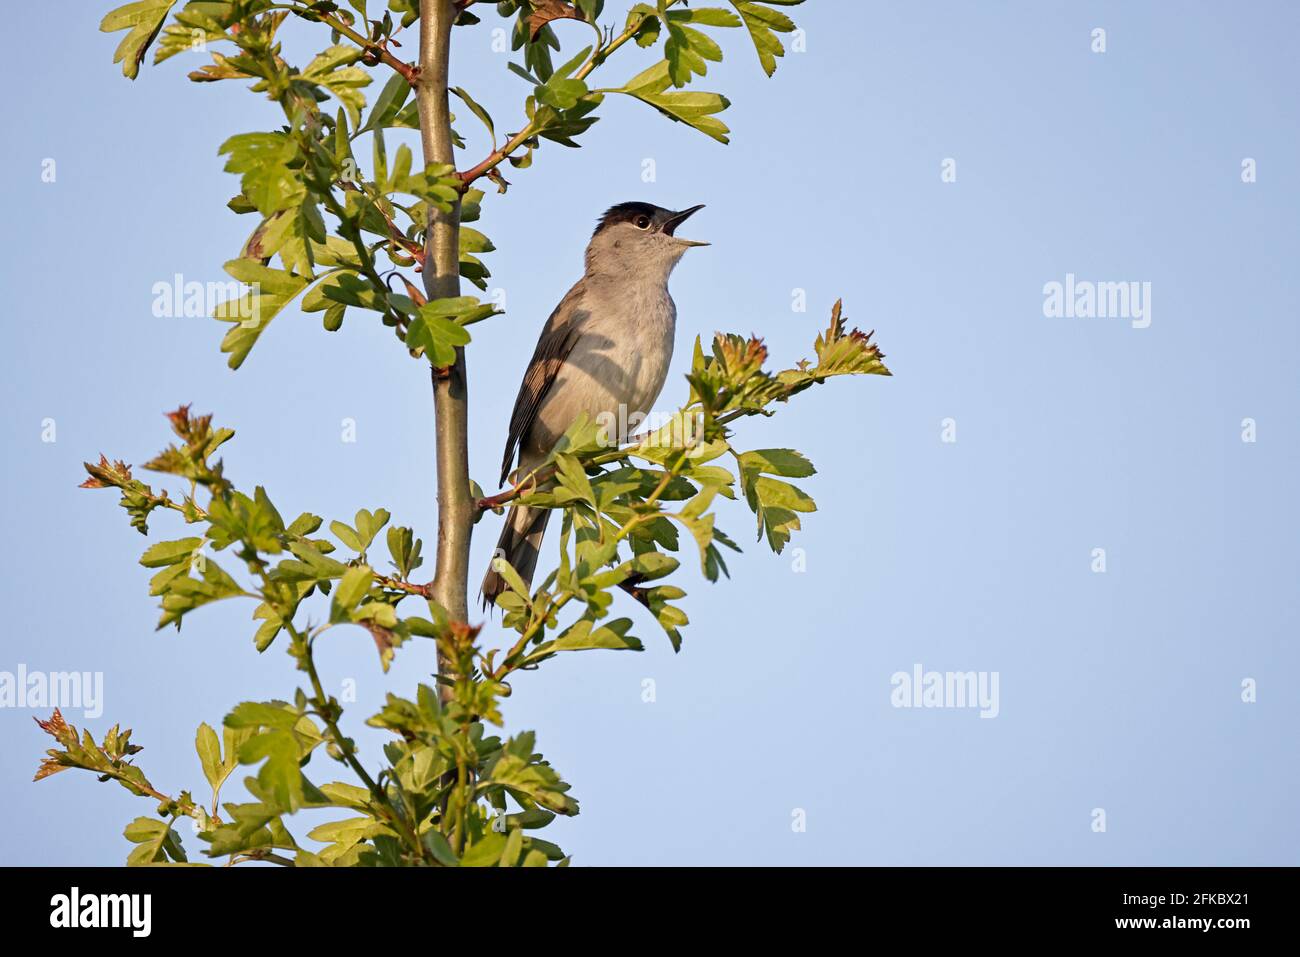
xmin=2 ymin=1 xmax=1296 ymax=865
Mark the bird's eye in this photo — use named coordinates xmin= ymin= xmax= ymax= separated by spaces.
xmin=634 ymin=215 xmax=652 ymax=230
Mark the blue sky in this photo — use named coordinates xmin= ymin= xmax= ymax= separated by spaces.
xmin=1 ymin=1 xmax=1297 ymax=865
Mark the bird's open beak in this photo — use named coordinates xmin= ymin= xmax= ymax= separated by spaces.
xmin=664 ymin=204 xmax=709 ymax=246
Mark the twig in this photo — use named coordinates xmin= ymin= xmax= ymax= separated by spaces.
xmin=374 ymin=573 xmax=433 ymax=598
xmin=455 ymin=1 xmax=682 ymax=188
xmin=286 ymin=619 xmax=427 ymax=860
xmin=272 ymin=3 xmax=419 ymax=84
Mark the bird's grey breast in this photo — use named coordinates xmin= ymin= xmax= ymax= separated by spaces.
xmin=594 ymin=276 xmax=676 ymax=413
xmin=530 ymin=278 xmax=677 ymax=453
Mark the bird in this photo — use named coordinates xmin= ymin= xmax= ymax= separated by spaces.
xmin=480 ymin=201 xmax=708 ymax=609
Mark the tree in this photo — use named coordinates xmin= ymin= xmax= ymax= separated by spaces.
xmin=36 ymin=0 xmax=890 ymax=867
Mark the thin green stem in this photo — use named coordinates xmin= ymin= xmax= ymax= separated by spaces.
xmin=269 ymin=3 xmax=418 ymax=82
xmin=283 ymin=618 xmax=426 ymax=860
xmin=494 ymin=592 xmax=574 ymax=678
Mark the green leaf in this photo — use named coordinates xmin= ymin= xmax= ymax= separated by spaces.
xmin=212 ymin=260 xmax=310 ymax=369
xmin=664 ymin=23 xmax=723 ymax=87
xmin=247 ymin=202 xmax=326 ymax=277
xmin=274 ymin=540 xmax=349 ymax=584
xmin=353 ymin=508 xmax=391 ymax=549
xmin=359 ymin=70 xmax=412 ymax=133
xmin=484 ymin=732 xmax=579 ymax=816
xmin=307 ymin=816 xmax=393 ymax=847
xmin=500 ymin=827 xmax=524 ymax=867
xmin=330 ymin=520 xmax=364 ymax=552
xmin=100 ymin=0 xmax=177 ymax=80
xmin=154 ymin=556 xmax=244 ymax=630
xmin=489 ymin=555 xmax=532 ymax=602
xmin=459 ymin=831 xmax=508 ymax=867
xmin=123 ymin=816 xmax=167 ymax=843
xmin=224 ymin=700 xmax=300 ymax=730
xmin=139 ymin=537 xmax=201 ymax=568
xmin=741 ymin=472 xmax=816 ymax=552
xmin=738 ymin=448 xmax=816 ymax=478
xmin=633 ymin=14 xmax=661 ymax=47
xmin=204 ymin=486 xmax=286 ymax=554
xmin=195 ymin=722 xmax=223 ymax=794
xmin=451 ymin=86 xmax=496 ymax=149
xmin=628 ymin=551 xmax=679 ymax=581
xmin=303 ymin=269 xmax=362 ymax=315
xmin=730 ymin=0 xmax=802 ymax=77
xmin=218 ymin=133 xmax=305 ymax=217
xmin=423 ymin=829 xmax=459 ymax=866
xmin=252 ymin=604 xmax=283 ymax=653
xmin=613 ymin=61 xmax=731 ymax=143
xmin=223 ymin=724 xmax=255 ymax=776
xmin=550 ymin=618 xmax=641 ymax=652
xmin=642 ymin=583 xmax=689 ymax=652
xmin=386 ymin=525 xmax=423 ymax=579
xmin=753 ymin=475 xmax=816 ymax=512
xmin=584 ymin=549 xmax=678 ymax=589
xmin=508 ymin=61 xmax=543 ymax=84
xmin=301 ymin=45 xmax=371 ymax=130
xmin=537 ymin=77 xmax=589 ymax=110
xmin=239 ymin=729 xmax=304 ymax=812
xmin=524 ymin=617 xmax=643 ymax=667
xmin=554 ymin=454 xmax=596 ymax=508
xmin=534 ymin=44 xmax=592 ymax=110
xmin=331 ymin=565 xmax=373 ymax=622
xmin=672 ymin=7 xmax=744 ymax=28
xmin=124 ymin=816 xmax=187 ymax=865
xmin=407 ymin=300 xmax=474 ymax=367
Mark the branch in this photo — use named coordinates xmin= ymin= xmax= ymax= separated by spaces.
xmin=340 ymin=180 xmax=427 ymax=267
xmin=473 ymin=423 xmax=689 ymax=514
xmin=493 ymin=592 xmax=574 ymax=679
xmin=419 ymin=1 xmax=473 ymax=704
xmin=274 ymin=3 xmax=419 ymax=84
xmin=291 ymin=620 xmax=426 ymax=858
xmin=374 ymin=573 xmax=433 ymax=598
xmin=238 ymin=850 xmax=296 ymax=866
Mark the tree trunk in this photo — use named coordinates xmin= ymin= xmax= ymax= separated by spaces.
xmin=418 ymin=0 xmax=472 ymax=702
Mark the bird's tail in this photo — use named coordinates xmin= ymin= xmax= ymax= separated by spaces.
xmin=480 ymin=504 xmax=551 ymax=611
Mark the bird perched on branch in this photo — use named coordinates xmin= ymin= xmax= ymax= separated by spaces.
xmin=480 ymin=202 xmax=708 ymax=609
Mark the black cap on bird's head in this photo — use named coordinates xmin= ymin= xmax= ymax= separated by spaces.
xmin=584 ymin=201 xmax=708 ymax=278
xmin=592 ymin=202 xmax=708 ymax=246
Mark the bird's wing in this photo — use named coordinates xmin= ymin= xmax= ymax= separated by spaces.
xmin=500 ymin=284 xmax=585 ymax=486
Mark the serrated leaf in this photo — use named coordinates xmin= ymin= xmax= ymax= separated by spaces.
xmin=614 ymin=61 xmax=731 ymax=143
xmin=525 ymin=618 xmax=643 ymax=666
xmin=738 ymin=448 xmax=815 ymax=478
xmin=753 ymin=476 xmax=815 ymax=513
xmin=218 ymin=132 xmax=304 ymax=217
xmin=211 ymin=260 xmax=310 ymax=369
xmin=407 ymin=301 xmax=474 ymax=367
xmin=101 ymin=0 xmax=177 ymax=80
xmin=730 ymin=0 xmax=802 ymax=77
xmin=139 ymin=537 xmax=202 ymax=568
xmin=238 ymin=729 xmax=304 ymax=812
xmin=225 ymin=700 xmax=300 ymax=730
